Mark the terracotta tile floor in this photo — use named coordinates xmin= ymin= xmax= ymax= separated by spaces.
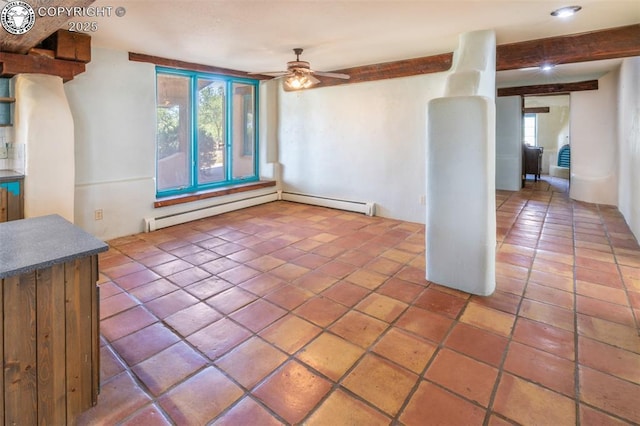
xmin=79 ymin=176 xmax=640 ymax=425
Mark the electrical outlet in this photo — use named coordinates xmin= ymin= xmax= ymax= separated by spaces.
xmin=94 ymin=209 xmax=103 ymax=220
xmin=419 ymin=195 xmax=426 ymax=205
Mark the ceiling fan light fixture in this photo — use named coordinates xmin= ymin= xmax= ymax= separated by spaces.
xmin=251 ymin=47 xmax=348 ymax=89
xmin=284 ymin=72 xmax=315 ymax=90
xmin=550 ymin=5 xmax=582 ymax=18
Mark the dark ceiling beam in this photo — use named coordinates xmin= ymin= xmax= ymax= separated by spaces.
xmin=313 ymin=53 xmax=453 ymax=88
xmin=0 ymin=0 xmax=96 ymax=54
xmin=497 ymin=80 xmax=599 ymax=97
xmin=523 ymin=107 xmax=550 ymax=114
xmin=127 ymin=24 xmax=637 ymax=91
xmin=496 ymin=24 xmax=640 ymax=71
xmin=129 ymin=52 xmax=272 ymax=80
xmin=0 ymin=52 xmax=85 ymax=82
xmin=315 ymin=24 xmax=640 ymax=89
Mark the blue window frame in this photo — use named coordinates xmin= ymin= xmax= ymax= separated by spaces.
xmin=155 ymin=67 xmax=259 ymax=197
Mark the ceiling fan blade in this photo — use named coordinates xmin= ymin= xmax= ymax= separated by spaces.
xmin=252 ymin=49 xmax=348 ymax=86
xmin=248 ymin=71 xmax=290 ymax=77
xmin=305 ymin=74 xmax=320 ymax=85
xmin=312 ymin=71 xmax=350 ymax=79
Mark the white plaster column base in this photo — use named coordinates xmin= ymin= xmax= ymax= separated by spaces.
xmin=426 ymin=96 xmax=496 ymax=296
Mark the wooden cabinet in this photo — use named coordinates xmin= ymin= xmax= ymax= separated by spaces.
xmin=522 ymin=145 xmax=543 ymax=185
xmin=0 ymin=179 xmax=23 ymax=222
xmin=0 ymin=215 xmax=107 ymax=424
xmin=1 ymin=257 xmax=100 ymax=424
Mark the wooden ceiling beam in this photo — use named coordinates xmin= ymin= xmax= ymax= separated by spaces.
xmin=0 ymin=0 xmax=96 ymax=54
xmin=496 ymin=24 xmax=640 ymax=71
xmin=128 ymin=24 xmax=637 ymax=91
xmin=314 ymin=52 xmax=453 ymax=88
xmin=497 ymin=80 xmax=599 ymax=97
xmin=523 ymin=107 xmax=550 ymax=114
xmin=129 ymin=52 xmax=272 ymax=80
xmin=314 ymin=24 xmax=640 ymax=89
xmin=0 ymin=52 xmax=85 ymax=82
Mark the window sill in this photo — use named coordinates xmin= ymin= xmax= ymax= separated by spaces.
xmin=154 ymin=180 xmax=276 ymax=208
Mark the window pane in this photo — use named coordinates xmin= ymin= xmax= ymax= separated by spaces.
xmin=197 ymin=79 xmax=226 ymax=184
xmin=523 ymin=114 xmax=537 ymax=146
xmin=232 ymin=83 xmax=256 ymax=180
xmin=156 ymin=70 xmax=259 ymax=196
xmin=157 ymin=74 xmax=191 ymax=192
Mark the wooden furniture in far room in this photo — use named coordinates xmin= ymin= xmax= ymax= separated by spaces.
xmin=0 ymin=171 xmax=24 ymax=222
xmin=0 ymin=215 xmax=108 ymax=424
xmin=522 ymin=144 xmax=543 ymax=186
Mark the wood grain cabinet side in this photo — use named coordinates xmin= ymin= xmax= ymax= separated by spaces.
xmin=0 ymin=255 xmax=100 ymax=424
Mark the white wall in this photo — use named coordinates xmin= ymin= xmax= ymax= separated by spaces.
xmin=66 ymin=48 xmax=277 ymax=240
xmin=617 ymin=56 xmax=640 ymax=240
xmin=65 ymin=48 xmax=157 ymax=239
xmin=64 ymin=47 xmax=638 ymax=244
xmin=570 ymin=69 xmax=619 ymax=206
xmin=496 ymin=96 xmax=522 ymax=190
xmin=278 ymin=72 xmax=448 ymax=223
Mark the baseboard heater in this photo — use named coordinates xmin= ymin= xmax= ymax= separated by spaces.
xmin=278 ymin=190 xmax=375 ymax=216
xmin=144 ymin=192 xmax=278 ymax=232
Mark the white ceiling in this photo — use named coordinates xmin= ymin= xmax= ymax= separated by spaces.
xmin=88 ymin=0 xmax=640 ymax=85
xmin=496 ymin=57 xmax=624 ymax=87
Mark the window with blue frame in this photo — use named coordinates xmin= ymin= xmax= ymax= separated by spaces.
xmin=155 ymin=67 xmax=259 ymax=196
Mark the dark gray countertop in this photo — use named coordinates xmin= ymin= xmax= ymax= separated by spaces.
xmin=0 ymin=214 xmax=108 ymax=279
xmin=0 ymin=170 xmax=24 ymax=183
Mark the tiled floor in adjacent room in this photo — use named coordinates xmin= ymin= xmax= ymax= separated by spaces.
xmin=79 ymin=176 xmax=640 ymax=425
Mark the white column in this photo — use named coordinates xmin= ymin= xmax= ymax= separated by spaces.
xmin=426 ymin=30 xmax=496 ymax=296
xmin=14 ymin=74 xmax=75 ymax=222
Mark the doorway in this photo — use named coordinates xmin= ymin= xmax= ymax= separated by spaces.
xmin=523 ymin=94 xmax=571 ymax=177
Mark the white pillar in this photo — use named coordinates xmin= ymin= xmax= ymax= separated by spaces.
xmin=14 ymin=74 xmax=75 ymax=222
xmin=426 ymin=30 xmax=496 ymax=296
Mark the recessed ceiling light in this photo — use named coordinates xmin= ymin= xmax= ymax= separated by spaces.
xmin=551 ymin=5 xmax=582 ymax=18
xmin=540 ymin=64 xmax=555 ymax=71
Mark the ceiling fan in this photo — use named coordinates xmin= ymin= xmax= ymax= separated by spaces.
xmin=251 ymin=48 xmax=350 ymax=90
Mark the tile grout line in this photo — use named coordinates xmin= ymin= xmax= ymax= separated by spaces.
xmin=98 ymin=246 xmax=292 ymax=424
xmin=571 ymin=192 xmax=582 ymax=426
xmin=250 ymin=220 xmax=429 ymax=425
xmin=295 ymin=227 xmax=437 ymax=424
xmin=574 ymin=204 xmax=640 ymax=425
xmin=597 ymin=203 xmax=640 ymax=335
xmin=389 ymin=285 xmax=469 ymax=425
xmin=96 ymin=260 xmax=181 ymax=425
xmin=89 ymin=193 xmax=639 ymax=425
xmin=101 ymin=208 xmax=431 ymax=425
xmin=482 ymin=183 xmax=553 ymax=425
